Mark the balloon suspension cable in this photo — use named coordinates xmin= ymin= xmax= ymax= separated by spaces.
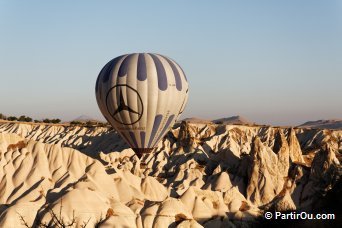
xmin=132 ymin=148 xmax=154 ymax=159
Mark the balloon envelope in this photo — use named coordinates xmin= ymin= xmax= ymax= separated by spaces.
xmin=95 ymin=53 xmax=189 ymax=157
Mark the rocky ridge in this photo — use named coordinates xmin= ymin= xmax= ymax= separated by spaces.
xmin=299 ymin=119 xmax=342 ymax=130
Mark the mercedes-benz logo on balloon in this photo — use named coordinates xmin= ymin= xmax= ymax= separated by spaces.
xmin=105 ymin=84 xmax=143 ymax=125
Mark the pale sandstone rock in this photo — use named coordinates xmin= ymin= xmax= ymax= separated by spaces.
xmin=0 ymin=121 xmax=340 ymax=227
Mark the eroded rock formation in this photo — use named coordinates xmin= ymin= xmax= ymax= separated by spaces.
xmin=0 ymin=121 xmax=340 ymax=227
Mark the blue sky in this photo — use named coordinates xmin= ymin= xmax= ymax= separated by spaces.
xmin=0 ymin=0 xmax=341 ymax=125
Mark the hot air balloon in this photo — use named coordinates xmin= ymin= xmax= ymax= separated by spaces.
xmin=95 ymin=53 xmax=189 ymax=158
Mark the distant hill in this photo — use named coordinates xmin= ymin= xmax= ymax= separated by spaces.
xmin=71 ymin=115 xmax=103 ymax=123
xmin=181 ymin=116 xmax=254 ymax=125
xmin=299 ymin=119 xmax=342 ymax=130
xmin=212 ymin=115 xmax=253 ymax=125
xmin=181 ymin=117 xmax=213 ymax=124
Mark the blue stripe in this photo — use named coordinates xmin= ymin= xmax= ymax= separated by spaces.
xmin=137 ymin=54 xmax=147 ymax=81
xmin=129 ymin=131 xmax=138 ymax=148
xmin=179 ymin=66 xmax=187 ymax=82
xmin=148 ymin=115 xmax=163 ymax=147
xmin=102 ymin=55 xmax=124 ymax=83
xmin=118 ymin=54 xmax=133 ymax=77
xmin=140 ymin=131 xmax=146 ymax=148
xmin=155 ymin=115 xmax=175 ymax=143
xmin=150 ymin=54 xmax=168 ymax=91
xmin=163 ymin=57 xmax=182 ymax=91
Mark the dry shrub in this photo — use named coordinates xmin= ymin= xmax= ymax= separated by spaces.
xmin=195 ymin=164 xmax=205 ymax=172
xmin=106 ymin=208 xmax=115 ymax=218
xmin=175 ymin=213 xmax=188 ymax=222
xmin=212 ymin=201 xmax=219 ymax=209
xmin=239 ymin=201 xmax=250 ymax=211
xmin=7 ymin=140 xmax=26 ymax=151
xmin=88 ymin=187 xmax=95 ymax=191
